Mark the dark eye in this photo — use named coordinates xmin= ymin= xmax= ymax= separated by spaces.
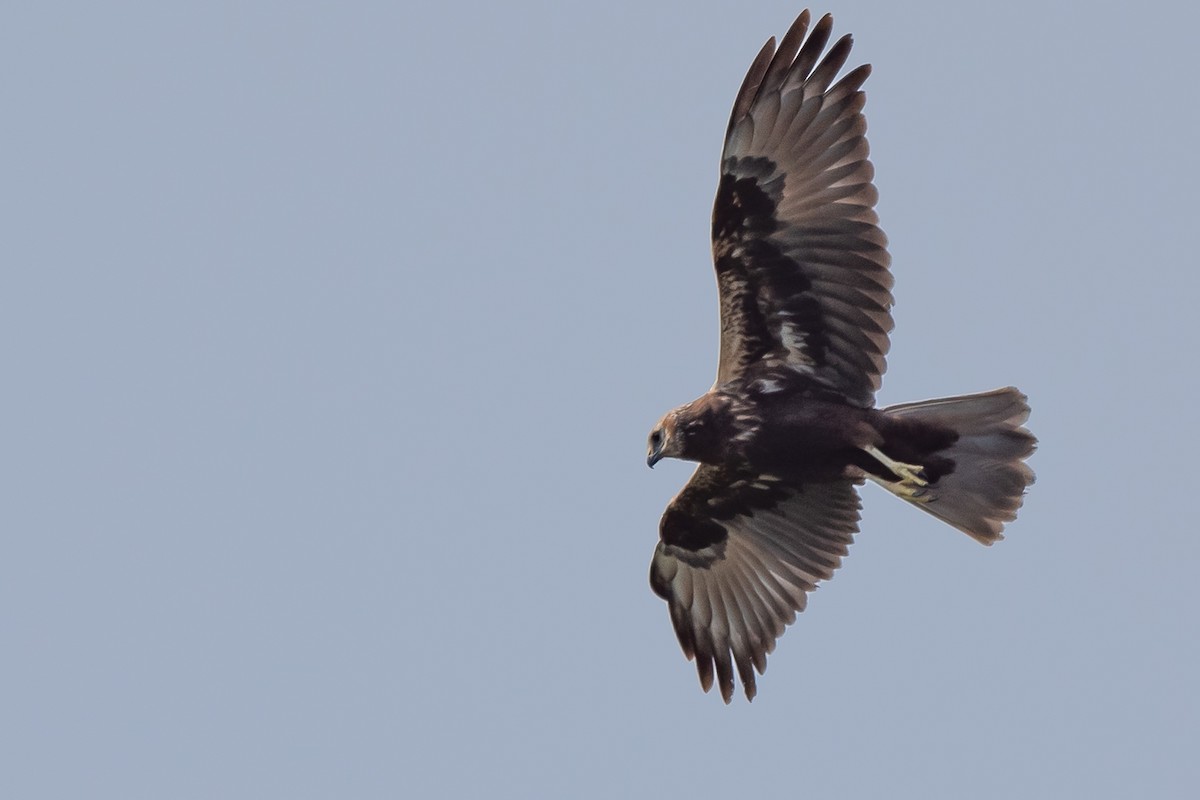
xmin=650 ymin=431 xmax=662 ymax=447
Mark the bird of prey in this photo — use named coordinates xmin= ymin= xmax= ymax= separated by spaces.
xmin=646 ymin=10 xmax=1036 ymax=703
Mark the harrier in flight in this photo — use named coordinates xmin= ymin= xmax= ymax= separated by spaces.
xmin=646 ymin=10 xmax=1036 ymax=702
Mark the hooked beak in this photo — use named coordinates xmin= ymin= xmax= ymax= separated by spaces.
xmin=647 ymin=448 xmax=663 ymax=469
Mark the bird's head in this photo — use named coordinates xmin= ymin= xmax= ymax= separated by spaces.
xmin=646 ymin=411 xmax=683 ymax=468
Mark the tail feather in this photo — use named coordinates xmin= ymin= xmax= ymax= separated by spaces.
xmin=883 ymin=387 xmax=1036 ymax=545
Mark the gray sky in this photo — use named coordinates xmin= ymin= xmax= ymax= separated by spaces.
xmin=3 ymin=1 xmax=1198 ymax=797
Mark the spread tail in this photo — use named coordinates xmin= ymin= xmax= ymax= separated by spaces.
xmin=880 ymin=387 xmax=1036 ymax=545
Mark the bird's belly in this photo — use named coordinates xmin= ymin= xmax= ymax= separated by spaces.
xmin=741 ymin=401 xmax=876 ymax=480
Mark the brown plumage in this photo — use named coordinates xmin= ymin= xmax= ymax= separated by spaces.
xmin=646 ymin=10 xmax=1036 ymax=703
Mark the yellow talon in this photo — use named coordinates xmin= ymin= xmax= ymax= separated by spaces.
xmin=864 ymin=472 xmax=935 ymax=503
xmin=863 ymin=445 xmax=928 ymax=487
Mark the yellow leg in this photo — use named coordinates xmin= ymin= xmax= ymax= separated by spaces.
xmin=863 ymin=445 xmax=928 ymax=486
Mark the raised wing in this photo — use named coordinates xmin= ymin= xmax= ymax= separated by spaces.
xmin=650 ymin=464 xmax=861 ymax=702
xmin=712 ymin=11 xmax=893 ymax=407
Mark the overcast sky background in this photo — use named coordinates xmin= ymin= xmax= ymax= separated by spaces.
xmin=3 ymin=1 xmax=1198 ymax=797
